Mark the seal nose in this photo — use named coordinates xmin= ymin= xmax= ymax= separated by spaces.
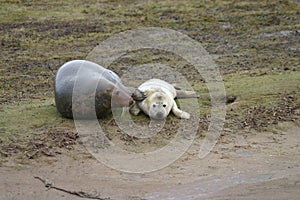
xmin=128 ymin=98 xmax=134 ymax=105
xmin=156 ymin=112 xmax=164 ymax=119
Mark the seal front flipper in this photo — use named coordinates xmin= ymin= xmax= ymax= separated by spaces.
xmin=129 ymin=102 xmax=141 ymax=116
xmin=171 ymin=99 xmax=190 ymax=119
xmin=131 ymin=88 xmax=147 ymax=101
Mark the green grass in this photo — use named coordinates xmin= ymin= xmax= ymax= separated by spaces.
xmin=0 ymin=1 xmax=88 ymax=23
xmin=0 ymin=99 xmax=72 ymax=144
xmin=225 ymin=71 xmax=300 ymax=107
xmin=1 ymin=70 xmax=299 ymax=154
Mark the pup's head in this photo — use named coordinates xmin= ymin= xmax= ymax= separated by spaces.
xmin=145 ymin=92 xmax=172 ymax=120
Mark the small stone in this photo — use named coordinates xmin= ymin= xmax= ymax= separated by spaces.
xmin=226 ymin=95 xmax=237 ymax=104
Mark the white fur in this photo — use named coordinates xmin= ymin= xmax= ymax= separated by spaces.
xmin=135 ymin=79 xmax=190 ymax=120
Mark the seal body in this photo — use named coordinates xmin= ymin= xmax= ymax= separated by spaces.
xmin=55 ymin=60 xmax=135 ymax=119
xmin=130 ymin=79 xmax=191 ymax=120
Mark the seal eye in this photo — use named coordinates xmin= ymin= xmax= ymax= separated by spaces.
xmin=163 ymin=104 xmax=166 ymax=108
xmin=153 ymin=104 xmax=156 ymax=108
xmin=115 ymin=91 xmax=120 ymax=96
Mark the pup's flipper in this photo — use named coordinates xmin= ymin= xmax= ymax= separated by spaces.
xmin=171 ymin=99 xmax=190 ymax=119
xmin=131 ymin=88 xmax=147 ymax=101
xmin=172 ymin=84 xmax=182 ymax=90
xmin=129 ymin=102 xmax=141 ymax=116
xmin=176 ymin=90 xmax=199 ymax=99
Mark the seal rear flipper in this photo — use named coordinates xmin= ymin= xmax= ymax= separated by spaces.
xmin=175 ymin=90 xmax=200 ymax=99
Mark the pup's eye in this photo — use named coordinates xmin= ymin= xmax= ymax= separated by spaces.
xmin=153 ymin=104 xmax=156 ymax=108
xmin=115 ymin=91 xmax=120 ymax=95
xmin=163 ymin=104 xmax=166 ymax=108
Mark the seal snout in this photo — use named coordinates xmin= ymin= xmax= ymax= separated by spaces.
xmin=128 ymin=97 xmax=134 ymax=106
xmin=156 ymin=112 xmax=164 ymax=119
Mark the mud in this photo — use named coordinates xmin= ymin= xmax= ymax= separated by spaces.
xmin=1 ymin=125 xmax=300 ymax=200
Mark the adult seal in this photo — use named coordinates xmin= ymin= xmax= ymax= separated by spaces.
xmin=55 ymin=60 xmax=145 ymax=119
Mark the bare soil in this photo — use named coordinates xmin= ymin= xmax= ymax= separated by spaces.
xmin=1 ymin=123 xmax=299 ymax=200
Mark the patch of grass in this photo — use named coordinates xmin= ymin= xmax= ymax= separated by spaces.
xmin=223 ymin=71 xmax=300 ymax=130
xmin=0 ymin=0 xmax=89 ymax=23
xmin=0 ymin=98 xmax=77 ymax=163
xmin=224 ymin=71 xmax=300 ymax=107
xmin=0 ymin=98 xmax=73 ymax=144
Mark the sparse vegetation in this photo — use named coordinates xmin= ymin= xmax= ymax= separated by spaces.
xmin=0 ymin=0 xmax=299 ymax=162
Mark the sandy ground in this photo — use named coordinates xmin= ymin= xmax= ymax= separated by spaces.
xmin=1 ymin=123 xmax=299 ymax=200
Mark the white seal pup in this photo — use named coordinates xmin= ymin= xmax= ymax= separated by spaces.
xmin=130 ymin=79 xmax=198 ymax=120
